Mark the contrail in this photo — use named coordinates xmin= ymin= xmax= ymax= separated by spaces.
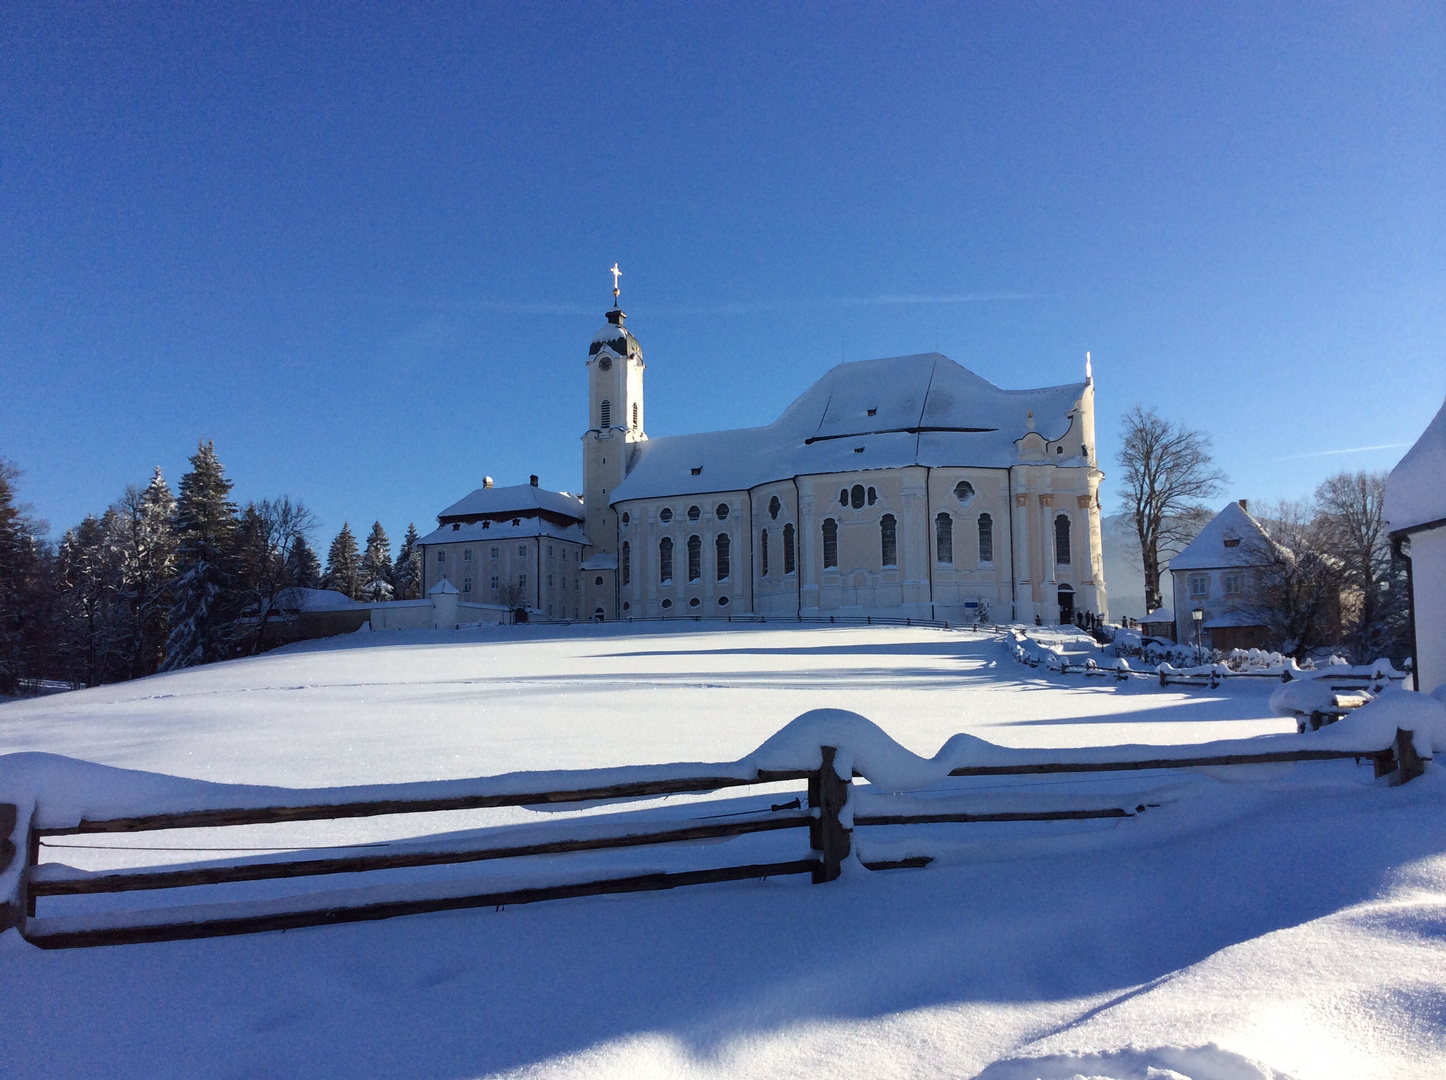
xmin=1278 ymin=442 xmax=1411 ymax=461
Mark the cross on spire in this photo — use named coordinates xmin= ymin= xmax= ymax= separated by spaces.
xmin=610 ymin=263 xmax=622 ymax=304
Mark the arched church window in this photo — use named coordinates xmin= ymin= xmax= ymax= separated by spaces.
xmin=687 ymin=535 xmax=702 ymax=581
xmin=783 ymin=524 xmax=796 ymax=575
xmin=867 ymin=487 xmax=877 ymax=506
xmin=936 ymin=513 xmax=953 ymax=564
xmin=621 ymin=541 xmax=631 ymax=586
xmin=978 ymin=514 xmax=994 ymax=564
xmin=632 ymin=402 xmax=638 ymax=428
xmin=621 ymin=512 xmax=630 ymax=526
xmin=768 ymin=495 xmax=781 ymax=520
xmin=954 ymin=480 xmax=975 ymax=505
xmin=659 ymin=537 xmax=674 ymax=584
xmin=850 ymin=485 xmax=865 ymax=509
xmin=1055 ymin=515 xmax=1072 ymax=566
xmin=839 ymin=489 xmax=848 ymax=507
xmin=715 ymin=503 xmax=729 ymax=521
xmin=880 ymin=514 xmax=897 ymax=567
xmin=822 ymin=519 xmax=838 ymax=569
xmin=687 ymin=505 xmax=701 ymax=523
xmin=716 ymin=534 xmax=730 ymax=580
xmin=600 ymin=400 xmax=611 ymax=428
xmin=761 ymin=529 xmax=769 ymax=577
xmin=659 ymin=507 xmax=673 ymax=524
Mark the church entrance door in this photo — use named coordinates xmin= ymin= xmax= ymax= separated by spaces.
xmin=1057 ymin=585 xmax=1075 ymax=625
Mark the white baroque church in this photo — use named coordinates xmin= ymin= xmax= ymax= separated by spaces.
xmin=419 ymin=289 xmax=1108 ymax=626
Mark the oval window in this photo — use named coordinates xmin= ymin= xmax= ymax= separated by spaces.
xmin=850 ymin=485 xmax=865 ymax=509
xmin=594 ymin=576 xmax=604 ymax=586
xmin=659 ymin=508 xmax=673 ymax=523
xmin=661 ymin=598 xmax=673 ymax=609
xmin=621 ymin=512 xmax=630 ymax=525
xmin=689 ymin=597 xmax=701 ymax=608
xmin=622 ymin=601 xmax=630 ymax=611
xmin=687 ymin=505 xmax=701 ymax=522
xmin=839 ymin=489 xmax=849 ymax=506
xmin=717 ymin=595 xmax=730 ymax=607
xmin=715 ymin=503 xmax=729 ymax=521
xmin=768 ymin=495 xmax=781 ymax=520
xmin=867 ymin=487 xmax=877 ymax=505
xmin=954 ymin=480 xmax=975 ymax=504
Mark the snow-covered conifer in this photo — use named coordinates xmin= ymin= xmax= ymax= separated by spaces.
xmin=287 ymin=535 xmax=322 ymax=589
xmin=163 ymin=440 xmax=238 ymax=670
xmin=393 ymin=523 xmax=422 ymax=600
xmin=107 ymin=467 xmax=176 ymax=679
xmin=324 ymin=522 xmax=362 ymax=600
xmin=361 ymin=522 xmax=394 ymax=601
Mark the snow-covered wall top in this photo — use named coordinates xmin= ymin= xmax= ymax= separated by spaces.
xmin=1169 ymin=502 xmax=1275 ymax=571
xmin=436 ymin=484 xmax=585 ymax=524
xmin=1386 ymin=396 xmax=1446 ymax=533
xmin=419 ymin=516 xmax=588 ymax=546
xmin=611 ymin=353 xmax=1087 ymax=502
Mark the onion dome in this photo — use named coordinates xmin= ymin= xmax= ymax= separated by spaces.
xmin=589 ymin=306 xmax=640 ymax=358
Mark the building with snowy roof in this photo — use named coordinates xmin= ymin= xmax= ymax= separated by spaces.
xmin=416 ymin=476 xmax=588 ymax=620
xmin=577 ymin=291 xmax=1107 ymax=625
xmin=1386 ymin=395 xmax=1446 ymax=693
xmin=415 ymin=286 xmax=1110 ymax=624
xmin=1167 ymin=501 xmax=1275 ymax=651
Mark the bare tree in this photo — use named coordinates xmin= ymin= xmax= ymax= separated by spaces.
xmin=1246 ymin=499 xmax=1346 ymax=659
xmin=1117 ymin=406 xmax=1227 ymax=612
xmin=235 ymin=497 xmax=316 ymax=653
xmin=1313 ymin=470 xmax=1407 ymax=662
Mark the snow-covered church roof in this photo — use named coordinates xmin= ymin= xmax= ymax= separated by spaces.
xmin=1385 ymin=395 xmax=1446 ymax=534
xmin=611 ymin=353 xmax=1088 ymax=502
xmin=437 ymin=483 xmax=584 ymax=523
xmin=1169 ymin=502 xmax=1275 ymax=571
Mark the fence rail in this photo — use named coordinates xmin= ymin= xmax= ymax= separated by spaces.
xmin=2 ymin=713 xmax=1428 ymax=950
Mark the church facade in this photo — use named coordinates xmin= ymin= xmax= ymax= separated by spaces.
xmin=418 ymin=293 xmax=1109 ymax=625
xmin=576 ymin=298 xmax=1107 ymax=625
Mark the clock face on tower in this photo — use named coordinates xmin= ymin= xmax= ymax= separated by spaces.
xmin=598 ymin=357 xmax=613 ymax=372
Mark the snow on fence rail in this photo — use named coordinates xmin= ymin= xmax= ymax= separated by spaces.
xmin=2 ymin=704 xmax=1438 ymax=950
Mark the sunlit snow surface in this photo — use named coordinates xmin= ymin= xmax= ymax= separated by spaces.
xmin=2 ymin=623 xmax=1444 ymax=1080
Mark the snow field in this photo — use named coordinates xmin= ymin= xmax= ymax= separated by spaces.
xmin=1 ymin=623 xmax=1443 ymax=1079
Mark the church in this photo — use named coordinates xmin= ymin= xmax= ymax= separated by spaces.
xmin=419 ymin=279 xmax=1108 ymax=626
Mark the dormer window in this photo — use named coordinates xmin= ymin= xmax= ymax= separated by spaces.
xmin=1224 ymin=538 xmax=1241 ymax=548
xmin=867 ymin=407 xmax=877 ymax=417
xmin=691 ymin=466 xmax=702 ymax=475
xmin=452 ymin=523 xmax=460 ymax=531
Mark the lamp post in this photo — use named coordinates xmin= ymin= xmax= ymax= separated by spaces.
xmin=1191 ymin=607 xmax=1204 ymax=666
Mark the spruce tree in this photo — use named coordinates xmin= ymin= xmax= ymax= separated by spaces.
xmin=361 ymin=521 xmax=394 ymax=601
xmin=324 ymin=522 xmax=362 ymax=600
xmin=287 ymin=535 xmax=322 ymax=589
xmin=393 ymin=523 xmax=422 ymax=600
xmin=108 ymin=468 xmax=176 ymax=679
xmin=163 ymin=440 xmax=238 ymax=670
xmin=0 ymin=459 xmax=51 ymax=694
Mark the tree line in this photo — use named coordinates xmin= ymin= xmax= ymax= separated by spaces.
xmin=0 ymin=441 xmax=423 ymax=694
xmin=1118 ymin=405 xmax=1409 ymax=663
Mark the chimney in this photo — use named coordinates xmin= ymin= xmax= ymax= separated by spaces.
xmin=483 ymin=476 xmax=494 ymax=489
xmin=1238 ymin=499 xmax=1248 ymax=512
xmin=530 ymin=474 xmax=539 ymax=487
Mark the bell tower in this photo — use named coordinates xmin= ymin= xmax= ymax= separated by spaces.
xmin=581 ymin=265 xmax=646 ymax=618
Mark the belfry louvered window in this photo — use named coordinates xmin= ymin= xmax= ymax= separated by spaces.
xmin=599 ymin=399 xmax=611 ymax=428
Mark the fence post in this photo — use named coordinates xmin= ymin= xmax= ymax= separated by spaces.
xmin=809 ymin=746 xmax=851 ymax=884
xmin=1392 ymin=729 xmax=1427 ymax=786
xmin=0 ymin=803 xmax=33 ymax=935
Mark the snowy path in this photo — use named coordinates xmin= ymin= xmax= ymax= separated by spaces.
xmin=1 ymin=625 xmax=1441 ymax=1079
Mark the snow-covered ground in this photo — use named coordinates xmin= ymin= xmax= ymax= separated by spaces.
xmin=2 ymin=623 xmax=1443 ymax=1079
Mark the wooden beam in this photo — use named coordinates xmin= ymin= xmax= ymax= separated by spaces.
xmin=810 ymin=746 xmax=850 ymax=884
xmin=22 ymin=859 xmax=821 ymax=950
xmin=855 ymin=807 xmax=1130 ymax=826
xmin=41 ymin=769 xmax=811 ymax=837
xmin=948 ymin=748 xmax=1390 ymax=777
xmin=33 ymin=813 xmax=813 ymax=897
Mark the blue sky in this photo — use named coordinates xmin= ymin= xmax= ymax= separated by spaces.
xmin=2 ymin=3 xmax=1443 ymax=551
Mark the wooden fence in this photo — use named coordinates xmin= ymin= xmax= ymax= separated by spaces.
xmin=1 ymin=721 xmax=1429 ymax=950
